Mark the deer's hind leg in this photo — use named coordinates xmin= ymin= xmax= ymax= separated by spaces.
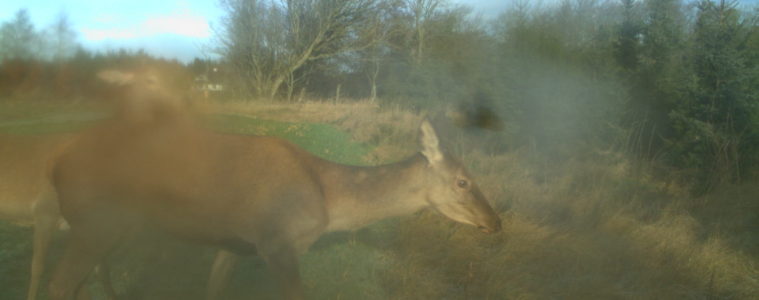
xmin=48 ymin=212 xmax=129 ymax=300
xmin=27 ymin=185 xmax=60 ymax=300
xmin=27 ymin=208 xmax=57 ymax=300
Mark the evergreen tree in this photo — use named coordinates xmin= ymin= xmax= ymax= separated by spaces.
xmin=613 ymin=0 xmax=642 ymax=72
xmin=669 ymin=0 xmax=758 ymax=189
xmin=621 ymin=0 xmax=687 ymax=158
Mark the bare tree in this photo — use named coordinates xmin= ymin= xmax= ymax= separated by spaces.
xmin=354 ymin=0 xmax=403 ymax=102
xmin=0 ymin=9 xmax=40 ymax=62
xmin=405 ymin=0 xmax=445 ymax=65
xmin=217 ymin=0 xmax=383 ymax=99
xmin=45 ymin=11 xmax=78 ymax=62
xmin=365 ymin=47 xmax=381 ymax=102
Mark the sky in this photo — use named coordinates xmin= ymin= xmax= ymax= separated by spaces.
xmin=0 ymin=0 xmax=757 ymax=63
xmin=0 ymin=0 xmax=222 ymax=62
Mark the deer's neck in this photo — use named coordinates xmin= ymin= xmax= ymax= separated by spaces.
xmin=320 ymin=154 xmax=431 ymax=232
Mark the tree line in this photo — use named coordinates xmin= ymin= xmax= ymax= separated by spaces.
xmin=0 ymin=9 xmax=191 ymax=100
xmin=1 ymin=0 xmax=758 ymax=192
xmin=215 ymin=0 xmax=759 ymax=191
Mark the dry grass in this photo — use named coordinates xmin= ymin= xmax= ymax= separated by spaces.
xmin=68 ymin=98 xmax=748 ymax=300
xmin=380 ymin=148 xmax=759 ymax=299
xmin=209 ymin=99 xmax=759 ymax=299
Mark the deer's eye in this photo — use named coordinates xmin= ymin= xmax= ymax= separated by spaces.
xmin=457 ymin=179 xmax=469 ymax=188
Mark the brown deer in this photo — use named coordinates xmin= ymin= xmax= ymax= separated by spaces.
xmin=0 ymin=68 xmax=184 ymax=300
xmin=0 ymin=133 xmax=117 ymax=300
xmin=47 ymin=81 xmax=500 ymax=300
xmin=0 ymin=133 xmax=68 ymax=300
xmin=0 ymin=133 xmax=120 ymax=300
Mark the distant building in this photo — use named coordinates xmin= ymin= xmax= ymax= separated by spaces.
xmin=193 ymin=66 xmax=224 ymax=98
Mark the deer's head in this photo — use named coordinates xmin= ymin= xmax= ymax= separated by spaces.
xmin=419 ymin=120 xmax=501 ymax=233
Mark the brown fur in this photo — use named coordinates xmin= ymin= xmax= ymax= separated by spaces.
xmin=0 ymin=133 xmax=69 ymax=300
xmin=47 ymin=83 xmax=500 ymax=299
xmin=0 ymin=133 xmax=117 ymax=300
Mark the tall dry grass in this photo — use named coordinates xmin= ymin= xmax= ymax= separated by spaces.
xmin=383 ymin=150 xmax=758 ymax=299
xmin=210 ymin=99 xmax=758 ymax=299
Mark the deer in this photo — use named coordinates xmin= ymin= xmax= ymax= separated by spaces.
xmin=0 ymin=133 xmax=118 ymax=300
xmin=46 ymin=73 xmax=501 ymax=300
xmin=0 ymin=133 xmax=68 ymax=300
xmin=0 ymin=68 xmax=189 ymax=300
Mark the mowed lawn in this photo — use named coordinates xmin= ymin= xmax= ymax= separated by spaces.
xmin=0 ymin=102 xmax=391 ymax=300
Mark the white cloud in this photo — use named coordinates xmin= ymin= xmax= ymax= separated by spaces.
xmin=81 ymin=10 xmax=210 ymax=41
xmin=141 ymin=13 xmax=210 ymax=38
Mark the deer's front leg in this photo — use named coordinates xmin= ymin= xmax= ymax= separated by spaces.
xmin=206 ymin=250 xmax=240 ymax=300
xmin=262 ymin=245 xmax=303 ymax=300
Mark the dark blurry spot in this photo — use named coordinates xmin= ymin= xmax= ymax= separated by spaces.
xmin=451 ymin=92 xmax=503 ymax=131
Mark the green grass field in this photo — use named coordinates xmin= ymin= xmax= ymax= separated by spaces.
xmin=205 ymin=114 xmax=371 ymax=166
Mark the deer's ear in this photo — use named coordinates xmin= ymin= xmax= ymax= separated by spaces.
xmin=420 ymin=119 xmax=443 ymax=165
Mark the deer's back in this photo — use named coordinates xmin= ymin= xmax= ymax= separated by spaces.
xmin=53 ymin=124 xmax=327 ymax=243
